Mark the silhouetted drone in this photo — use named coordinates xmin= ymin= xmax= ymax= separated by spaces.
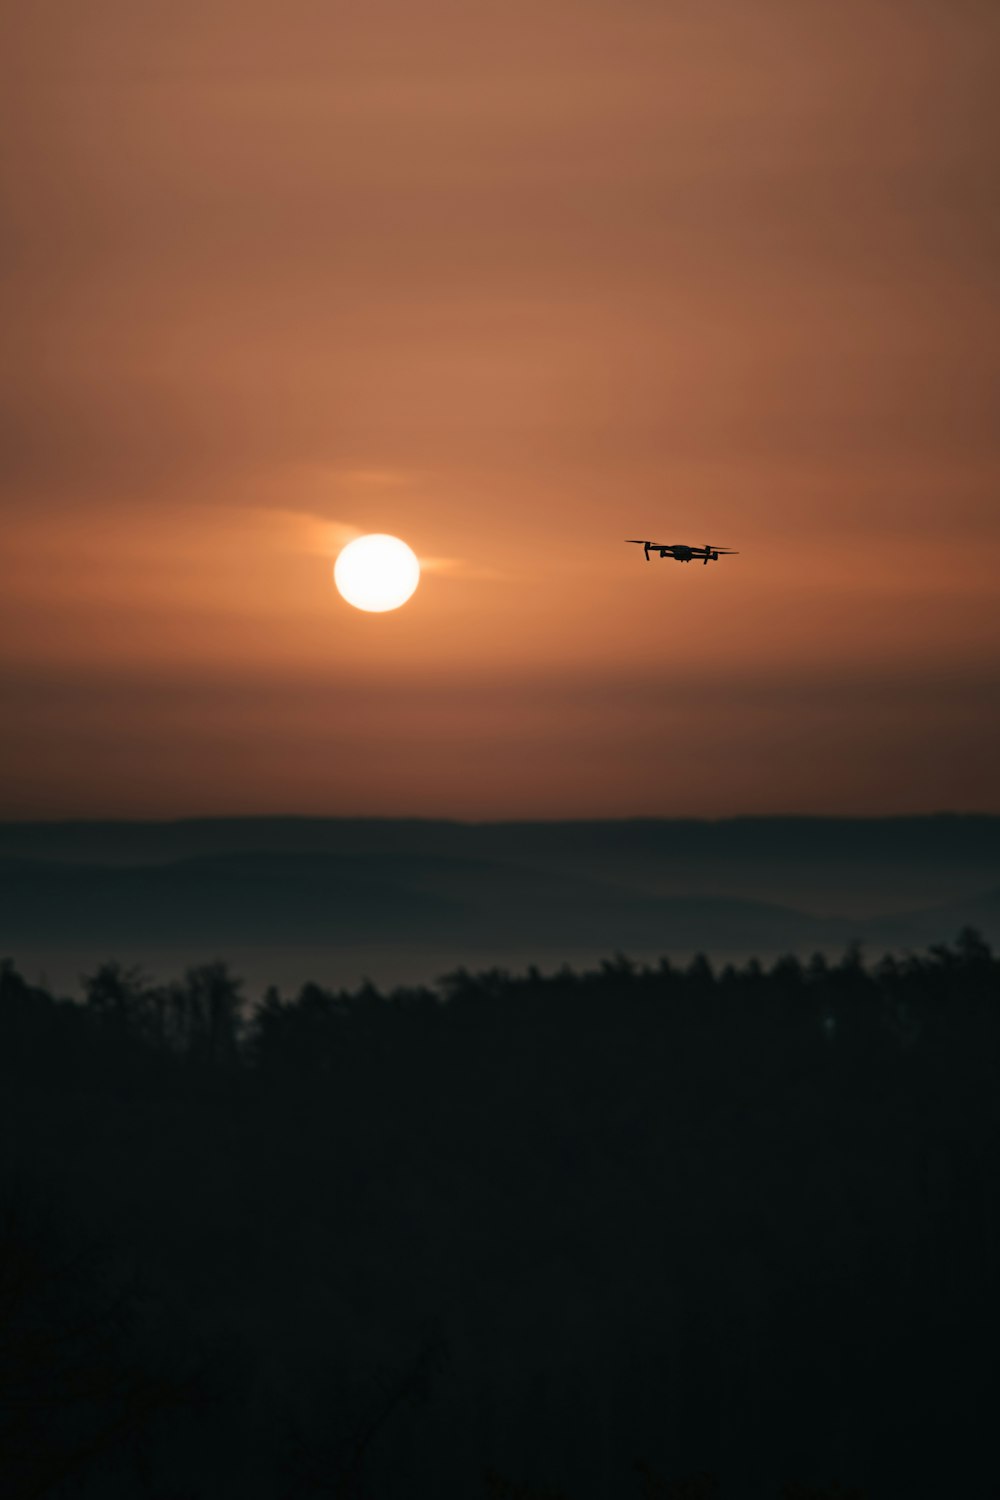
xmin=626 ymin=540 xmax=739 ymax=566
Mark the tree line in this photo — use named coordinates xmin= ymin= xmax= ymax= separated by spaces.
xmin=1 ymin=931 xmax=998 ymax=1497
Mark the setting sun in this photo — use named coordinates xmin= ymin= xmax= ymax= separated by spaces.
xmin=333 ymin=534 xmax=420 ymax=613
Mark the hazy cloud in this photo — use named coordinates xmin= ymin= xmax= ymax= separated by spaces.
xmin=2 ymin=0 xmax=999 ymax=815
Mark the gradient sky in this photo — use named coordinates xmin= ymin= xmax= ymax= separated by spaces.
xmin=3 ymin=0 xmax=999 ymax=819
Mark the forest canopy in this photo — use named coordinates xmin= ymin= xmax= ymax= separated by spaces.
xmin=1 ymin=933 xmax=998 ymax=1498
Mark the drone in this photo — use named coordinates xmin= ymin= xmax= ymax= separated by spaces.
xmin=626 ymin=540 xmax=739 ymax=566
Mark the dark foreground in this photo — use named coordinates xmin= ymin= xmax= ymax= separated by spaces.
xmin=2 ymin=932 xmax=998 ymax=1498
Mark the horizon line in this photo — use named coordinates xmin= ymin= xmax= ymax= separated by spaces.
xmin=1 ymin=810 xmax=998 ymax=828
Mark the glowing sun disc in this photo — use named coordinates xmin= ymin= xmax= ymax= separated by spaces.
xmin=334 ymin=534 xmax=420 ymax=612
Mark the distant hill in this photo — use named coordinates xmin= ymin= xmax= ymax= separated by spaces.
xmin=0 ymin=850 xmax=853 ymax=951
xmin=1 ymin=816 xmax=997 ymax=991
xmin=1 ymin=813 xmax=999 ymax=866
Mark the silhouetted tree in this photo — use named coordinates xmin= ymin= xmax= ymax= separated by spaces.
xmin=1 ymin=932 xmax=997 ymax=1497
xmin=166 ymin=961 xmax=245 ymax=1064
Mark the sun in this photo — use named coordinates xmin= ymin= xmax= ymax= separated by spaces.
xmin=333 ymin=534 xmax=420 ymax=613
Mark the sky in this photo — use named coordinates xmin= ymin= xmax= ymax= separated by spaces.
xmin=2 ymin=0 xmax=999 ymax=820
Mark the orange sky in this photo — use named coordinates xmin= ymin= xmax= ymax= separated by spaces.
xmin=2 ymin=0 xmax=999 ymax=818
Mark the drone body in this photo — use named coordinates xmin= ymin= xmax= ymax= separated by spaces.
xmin=626 ymin=540 xmax=739 ymax=566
